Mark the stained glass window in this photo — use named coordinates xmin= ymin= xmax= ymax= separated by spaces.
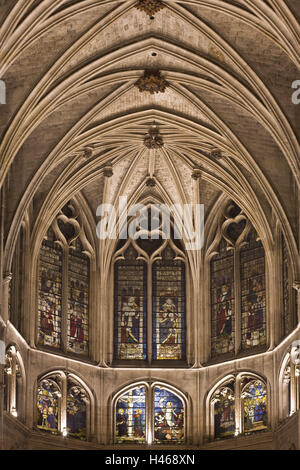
xmin=210 ymin=202 xmax=267 ymax=357
xmin=115 ymin=386 xmax=146 ymax=443
xmin=152 ymin=246 xmax=185 ymax=360
xmin=67 ymin=239 xmax=89 ymax=356
xmin=213 ymin=382 xmax=235 ymax=439
xmin=210 ymin=374 xmax=268 ymax=440
xmin=154 ymin=387 xmax=184 ymax=443
xmin=114 ymin=246 xmax=147 ymax=360
xmin=38 ymin=208 xmax=91 ymax=356
xmin=38 ymin=229 xmax=62 ymax=349
xmin=37 ymin=379 xmax=60 ymax=433
xmin=242 ymin=379 xmax=267 ymax=433
xmin=241 ymin=228 xmax=266 ymax=349
xmin=211 ymin=238 xmax=234 ymax=356
xmin=67 ymin=384 xmax=87 ymax=439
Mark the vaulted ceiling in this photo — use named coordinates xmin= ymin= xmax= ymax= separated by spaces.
xmin=1 ymin=0 xmax=299 ymax=271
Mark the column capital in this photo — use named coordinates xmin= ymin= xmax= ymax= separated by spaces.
xmin=3 ymin=272 xmax=12 ymax=285
xmin=103 ymin=163 xmax=113 ymax=178
xmin=191 ymin=167 xmax=202 ymax=180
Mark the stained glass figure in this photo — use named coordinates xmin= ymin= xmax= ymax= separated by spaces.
xmin=37 ymin=379 xmax=60 ymax=433
xmin=213 ymin=382 xmax=235 ymax=439
xmin=152 ymin=246 xmax=185 ymax=360
xmin=241 ymin=228 xmax=266 ymax=349
xmin=115 ymin=386 xmax=146 ymax=443
xmin=67 ymin=239 xmax=89 ymax=355
xmin=242 ymin=379 xmax=267 ymax=432
xmin=211 ymin=238 xmax=235 ymax=356
xmin=67 ymin=384 xmax=87 ymax=439
xmin=114 ymin=246 xmax=147 ymax=360
xmin=154 ymin=386 xmax=184 ymax=443
xmin=38 ymin=229 xmax=62 ymax=349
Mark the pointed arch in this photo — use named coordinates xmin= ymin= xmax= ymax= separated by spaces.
xmin=35 ymin=369 xmax=94 ymax=440
xmin=111 ymin=379 xmax=188 ymax=445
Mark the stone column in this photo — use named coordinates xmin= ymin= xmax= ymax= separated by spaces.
xmin=100 ymin=163 xmax=113 ymax=366
xmin=2 ymin=273 xmax=12 ymax=326
xmin=191 ymin=167 xmax=202 ymax=366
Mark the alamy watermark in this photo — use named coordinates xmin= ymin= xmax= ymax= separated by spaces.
xmin=0 ymin=80 xmax=6 ymax=104
xmin=96 ymin=197 xmax=204 ymax=250
xmin=291 ymin=80 xmax=300 ymax=105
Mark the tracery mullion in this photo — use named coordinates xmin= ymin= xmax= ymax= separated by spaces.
xmin=235 ymin=375 xmax=242 ymax=434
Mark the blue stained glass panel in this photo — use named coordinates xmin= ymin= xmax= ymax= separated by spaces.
xmin=114 ymin=246 xmax=147 ymax=360
xmin=115 ymin=386 xmax=146 ymax=443
xmin=211 ymin=238 xmax=235 ymax=356
xmin=241 ymin=229 xmax=266 ymax=349
xmin=67 ymin=385 xmax=87 ymax=439
xmin=152 ymin=247 xmax=186 ymax=360
xmin=37 ymin=379 xmax=59 ymax=433
xmin=154 ymin=387 xmax=184 ymax=443
xmin=243 ymin=380 xmax=267 ymax=433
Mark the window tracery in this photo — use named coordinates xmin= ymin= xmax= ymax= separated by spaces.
xmin=114 ymin=205 xmax=186 ymax=362
xmin=114 ymin=382 xmax=185 ymax=445
xmin=36 ymin=371 xmax=91 ymax=440
xmin=209 ymin=201 xmax=266 ymax=357
xmin=38 ymin=201 xmax=92 ymax=356
xmin=209 ymin=373 xmax=268 ymax=440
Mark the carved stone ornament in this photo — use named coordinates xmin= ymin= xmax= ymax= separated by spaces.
xmin=83 ymin=146 xmax=94 ymax=159
xmin=210 ymin=148 xmax=223 ymax=160
xmin=191 ymin=167 xmax=202 ymax=180
xmin=103 ymin=163 xmax=113 ymax=177
xmin=135 ymin=70 xmax=168 ymax=95
xmin=136 ymin=0 xmax=164 ymax=17
xmin=146 ymin=176 xmax=156 ymax=187
xmin=144 ymin=125 xmax=164 ymax=148
xmin=283 ymin=364 xmax=291 ymax=384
